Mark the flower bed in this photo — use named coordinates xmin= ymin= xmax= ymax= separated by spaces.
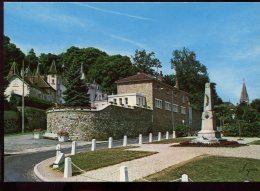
xmin=171 ymin=140 xmax=248 ymax=148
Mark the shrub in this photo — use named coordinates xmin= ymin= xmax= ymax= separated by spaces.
xmin=33 ymin=128 xmax=44 ymax=133
xmin=223 ymin=122 xmax=260 ymax=137
xmin=57 ymin=129 xmax=69 ymax=137
xmin=175 ymin=124 xmax=190 ymax=137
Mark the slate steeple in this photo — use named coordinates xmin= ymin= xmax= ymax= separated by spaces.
xmin=48 ymin=60 xmax=57 ymax=74
xmin=240 ymin=79 xmax=249 ymax=104
xmin=8 ymin=61 xmax=19 ymax=78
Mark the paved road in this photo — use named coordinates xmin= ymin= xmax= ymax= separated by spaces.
xmin=4 ymin=137 xmax=148 ymax=182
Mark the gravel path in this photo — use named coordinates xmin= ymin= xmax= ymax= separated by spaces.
xmin=35 ymin=139 xmax=260 ymax=182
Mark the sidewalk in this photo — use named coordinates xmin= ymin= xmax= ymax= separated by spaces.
xmin=4 ymin=134 xmax=90 ymax=155
xmin=34 ymin=137 xmax=260 ymax=182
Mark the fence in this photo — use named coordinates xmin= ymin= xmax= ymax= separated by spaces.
xmin=55 ymin=131 xmax=179 ymax=181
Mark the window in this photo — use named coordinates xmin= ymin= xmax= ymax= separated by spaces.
xmin=172 ymin=104 xmax=179 ymax=113
xmin=165 ymin=101 xmax=171 ymax=111
xmin=181 ymin=106 xmax=186 ymax=114
xmin=113 ymin=99 xmax=117 ymax=104
xmin=119 ymin=98 xmax=123 ymax=105
xmin=125 ymin=98 xmax=128 ymax=105
xmin=52 ymin=79 xmax=55 ymax=84
xmin=155 ymin=98 xmax=162 ymax=109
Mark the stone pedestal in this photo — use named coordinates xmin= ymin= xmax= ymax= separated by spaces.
xmin=192 ymin=83 xmax=223 ymax=144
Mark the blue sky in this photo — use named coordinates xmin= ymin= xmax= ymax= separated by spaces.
xmin=4 ymin=2 xmax=260 ymax=104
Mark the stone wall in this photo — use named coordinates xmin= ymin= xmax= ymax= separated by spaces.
xmin=47 ymin=105 xmax=152 ymax=141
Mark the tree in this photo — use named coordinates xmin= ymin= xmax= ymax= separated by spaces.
xmin=25 ymin=49 xmax=38 ymax=73
xmin=63 ymin=63 xmax=90 ymax=107
xmin=3 ymin=35 xmax=25 ymax=95
xmin=87 ymin=54 xmax=137 ymax=93
xmin=131 ymin=49 xmax=162 ymax=77
xmin=38 ymin=53 xmax=60 ymax=74
xmin=251 ymin=99 xmax=260 ymax=112
xmin=163 ymin=74 xmax=175 ymax=87
xmin=170 ymin=47 xmax=222 ymax=110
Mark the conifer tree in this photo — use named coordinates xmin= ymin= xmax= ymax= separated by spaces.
xmin=63 ymin=63 xmax=90 ymax=107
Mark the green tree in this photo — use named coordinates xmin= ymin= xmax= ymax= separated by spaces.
xmin=250 ymin=99 xmax=260 ymax=112
xmin=131 ymin=49 xmax=162 ymax=77
xmin=63 ymin=63 xmax=90 ymax=107
xmin=38 ymin=53 xmax=60 ymax=74
xmin=163 ymin=74 xmax=175 ymax=87
xmin=170 ymin=47 xmax=222 ymax=110
xmin=87 ymin=54 xmax=137 ymax=93
xmin=3 ymin=35 xmax=25 ymax=98
xmin=25 ymin=49 xmax=38 ymax=73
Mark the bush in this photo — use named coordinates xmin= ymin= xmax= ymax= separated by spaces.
xmin=223 ymin=122 xmax=260 ymax=137
xmin=9 ymin=94 xmax=54 ymax=110
xmin=175 ymin=124 xmax=190 ymax=137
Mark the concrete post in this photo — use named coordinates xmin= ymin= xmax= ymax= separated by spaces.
xmin=123 ymin=135 xmax=127 ymax=146
xmin=64 ymin=157 xmax=72 ymax=178
xmin=71 ymin=141 xmax=77 ymax=155
xmin=91 ymin=139 xmax=96 ymax=151
xmin=56 ymin=144 xmax=61 ymax=159
xmin=120 ymin=166 xmax=129 ymax=182
xmin=166 ymin=131 xmax=169 ymax=139
xmin=158 ymin=132 xmax=161 ymax=141
xmin=149 ymin=133 xmax=152 ymax=142
xmin=108 ymin=137 xmax=113 ymax=148
xmin=139 ymin=134 xmax=142 ymax=144
xmin=181 ymin=174 xmax=188 ymax=182
xmin=173 ymin=131 xmax=176 ymax=138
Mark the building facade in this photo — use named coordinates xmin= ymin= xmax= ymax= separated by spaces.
xmin=115 ymin=73 xmax=190 ymax=133
xmin=5 ymin=61 xmax=65 ymax=104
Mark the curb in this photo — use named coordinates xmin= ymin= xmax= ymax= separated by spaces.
xmin=34 ymin=158 xmax=53 ymax=182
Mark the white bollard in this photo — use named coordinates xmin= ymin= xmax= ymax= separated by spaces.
xmin=91 ymin=139 xmax=96 ymax=151
xmin=173 ymin=131 xmax=176 ymax=138
xmin=139 ymin=134 xmax=142 ymax=144
xmin=108 ymin=137 xmax=113 ymax=148
xmin=166 ymin=131 xmax=169 ymax=139
xmin=158 ymin=132 xmax=161 ymax=141
xmin=149 ymin=133 xmax=152 ymax=142
xmin=64 ymin=157 xmax=72 ymax=178
xmin=181 ymin=174 xmax=188 ymax=182
xmin=123 ymin=135 xmax=127 ymax=146
xmin=120 ymin=166 xmax=129 ymax=182
xmin=71 ymin=141 xmax=77 ymax=155
xmin=56 ymin=144 xmax=61 ymax=159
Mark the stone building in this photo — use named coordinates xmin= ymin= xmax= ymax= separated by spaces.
xmin=114 ymin=72 xmax=190 ymax=133
xmin=5 ymin=60 xmax=65 ymax=103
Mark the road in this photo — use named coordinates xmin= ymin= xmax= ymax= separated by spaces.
xmin=4 ymin=136 xmax=150 ymax=182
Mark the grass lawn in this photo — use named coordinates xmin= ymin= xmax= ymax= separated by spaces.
xmin=145 ymin=137 xmax=194 ymax=144
xmin=140 ymin=156 xmax=260 ymax=182
xmin=249 ymin=140 xmax=260 ymax=145
xmin=56 ymin=146 xmax=158 ymax=176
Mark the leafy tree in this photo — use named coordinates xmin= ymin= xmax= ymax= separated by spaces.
xmin=63 ymin=63 xmax=90 ymax=107
xmin=87 ymin=54 xmax=137 ymax=93
xmin=131 ymin=49 xmax=162 ymax=77
xmin=59 ymin=46 xmax=107 ymax=76
xmin=38 ymin=53 xmax=60 ymax=74
xmin=170 ymin=47 xmax=222 ymax=110
xmin=25 ymin=49 xmax=39 ymax=73
xmin=214 ymin=104 xmax=235 ymax=127
xmin=163 ymin=74 xmax=175 ymax=87
xmin=250 ymin=99 xmax=260 ymax=112
xmin=3 ymin=35 xmax=25 ymax=98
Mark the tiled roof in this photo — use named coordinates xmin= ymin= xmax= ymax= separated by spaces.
xmin=115 ymin=73 xmax=155 ymax=83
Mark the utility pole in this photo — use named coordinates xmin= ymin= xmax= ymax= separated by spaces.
xmin=22 ymin=60 xmax=25 ymax=133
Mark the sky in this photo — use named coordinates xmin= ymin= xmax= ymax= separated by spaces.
xmin=4 ymin=2 xmax=260 ymax=104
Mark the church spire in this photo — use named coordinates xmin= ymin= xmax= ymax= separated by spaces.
xmin=48 ymin=60 xmax=57 ymax=74
xmin=8 ymin=61 xmax=19 ymax=78
xmin=240 ymin=79 xmax=249 ymax=104
xmin=80 ymin=62 xmax=85 ymax=80
xmin=34 ymin=62 xmax=41 ymax=76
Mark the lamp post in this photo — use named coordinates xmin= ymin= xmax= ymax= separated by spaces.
xmin=232 ymin=113 xmax=242 ymax=140
xmin=172 ymin=89 xmax=175 ymax=135
xmin=22 ymin=60 xmax=25 ymax=134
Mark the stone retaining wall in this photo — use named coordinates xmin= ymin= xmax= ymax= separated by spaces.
xmin=47 ymin=105 xmax=152 ymax=141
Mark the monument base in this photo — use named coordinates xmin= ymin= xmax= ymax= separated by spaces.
xmin=191 ymin=130 xmax=225 ymax=144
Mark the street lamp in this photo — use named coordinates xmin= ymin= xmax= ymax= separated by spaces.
xmin=232 ymin=113 xmax=243 ymax=140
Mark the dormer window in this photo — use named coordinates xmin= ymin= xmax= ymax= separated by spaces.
xmin=52 ymin=79 xmax=55 ymax=84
